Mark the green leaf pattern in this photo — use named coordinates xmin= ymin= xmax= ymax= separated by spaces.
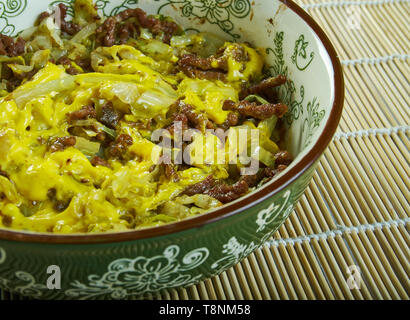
xmin=0 ymin=271 xmax=48 ymax=298
xmin=266 ymin=31 xmax=324 ymax=148
xmin=0 ymin=0 xmax=27 ymax=35
xmin=65 ymin=245 xmax=209 ymax=299
xmin=303 ymin=97 xmax=325 ymax=148
xmin=49 ymin=0 xmax=134 ymax=17
xmin=156 ymin=0 xmax=251 ymax=39
xmin=291 ymin=34 xmax=315 ymax=71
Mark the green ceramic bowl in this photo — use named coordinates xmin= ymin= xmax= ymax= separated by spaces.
xmin=0 ymin=0 xmax=344 ymax=299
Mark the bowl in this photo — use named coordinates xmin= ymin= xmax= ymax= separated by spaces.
xmin=0 ymin=0 xmax=344 ymax=299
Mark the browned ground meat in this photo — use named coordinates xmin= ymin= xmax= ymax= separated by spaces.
xmin=206 ymin=120 xmax=216 ymax=130
xmin=3 ymin=75 xmax=19 ymax=93
xmin=74 ymin=58 xmax=92 ymax=72
xmin=223 ymin=100 xmax=288 ymax=120
xmin=36 ymin=11 xmax=51 ymax=25
xmin=120 ymin=8 xmax=179 ymax=43
xmin=230 ymin=45 xmax=249 ymax=62
xmin=180 ymin=104 xmax=207 ymax=130
xmin=118 ymin=22 xmax=139 ymax=45
xmin=178 ymin=54 xmax=228 ymax=72
xmin=57 ymin=4 xmax=81 ymax=36
xmin=98 ymin=102 xmax=122 ymax=129
xmin=106 ymin=134 xmax=133 ymax=159
xmin=263 ymin=164 xmax=288 ymax=178
xmin=163 ymin=163 xmax=179 ymax=182
xmin=236 ymin=167 xmax=283 ymax=189
xmin=178 ymin=52 xmax=228 ymax=81
xmin=96 ymin=8 xmax=179 ymax=46
xmin=0 ymin=170 xmax=9 ymax=178
xmin=221 ymin=100 xmax=236 ymax=111
xmin=48 ymin=136 xmax=77 ymax=153
xmin=95 ymin=132 xmax=107 ymax=143
xmin=184 ymin=163 xmax=291 ymax=203
xmin=184 ymin=175 xmax=216 ymax=196
xmin=240 ymin=75 xmax=287 ymax=100
xmin=57 ymin=56 xmax=80 ymax=75
xmin=3 ymin=65 xmax=38 ymax=92
xmin=0 ymin=35 xmax=25 ymax=57
xmin=274 ymin=151 xmax=293 ymax=166
xmin=226 ymin=112 xmax=240 ymax=127
xmin=219 ymin=112 xmax=240 ymax=130
xmin=90 ymin=156 xmax=111 ymax=168
xmin=168 ymin=101 xmax=209 ymax=133
xmin=168 ymin=112 xmax=189 ymax=135
xmin=184 ymin=175 xmax=249 ymax=204
xmin=97 ymin=16 xmax=117 ymax=47
xmin=1 ymin=214 xmax=12 ymax=227
xmin=195 ymin=69 xmax=227 ymax=81
xmin=178 ymin=64 xmax=227 ymax=81
xmin=239 ymin=173 xmax=261 ymax=188
xmin=117 ymin=133 xmax=133 ymax=146
xmin=66 ymin=104 xmax=96 ymax=123
xmin=179 ymin=45 xmax=249 ymax=82
xmin=206 ymin=179 xmax=249 ymax=203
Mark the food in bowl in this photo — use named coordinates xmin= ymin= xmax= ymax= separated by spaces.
xmin=0 ymin=0 xmax=344 ymax=300
xmin=0 ymin=0 xmax=293 ymax=234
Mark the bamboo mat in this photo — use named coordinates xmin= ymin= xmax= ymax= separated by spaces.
xmin=1 ymin=0 xmax=409 ymax=301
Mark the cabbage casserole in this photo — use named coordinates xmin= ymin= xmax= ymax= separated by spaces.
xmin=0 ymin=0 xmax=293 ymax=233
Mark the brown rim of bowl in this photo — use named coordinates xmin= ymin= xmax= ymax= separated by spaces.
xmin=0 ymin=0 xmax=344 ymax=244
